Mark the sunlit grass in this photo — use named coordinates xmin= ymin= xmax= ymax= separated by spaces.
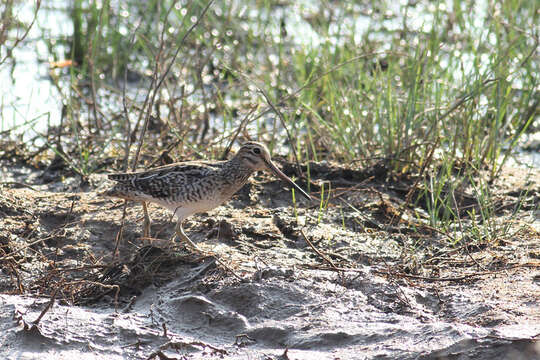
xmin=1 ymin=0 xmax=537 ymax=244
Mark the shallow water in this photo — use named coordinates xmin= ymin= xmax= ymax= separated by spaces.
xmin=2 ymin=1 xmax=538 ymax=169
xmin=0 ymin=0 xmax=69 ymax=135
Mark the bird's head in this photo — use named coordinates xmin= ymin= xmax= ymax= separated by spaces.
xmin=235 ymin=142 xmax=311 ymax=201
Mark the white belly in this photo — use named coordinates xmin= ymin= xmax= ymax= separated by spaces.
xmin=159 ymin=198 xmax=224 ymax=221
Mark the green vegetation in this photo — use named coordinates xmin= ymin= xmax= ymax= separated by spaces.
xmin=1 ymin=0 xmax=538 ymax=248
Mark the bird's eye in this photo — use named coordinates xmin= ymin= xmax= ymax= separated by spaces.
xmin=252 ymin=147 xmax=261 ymax=155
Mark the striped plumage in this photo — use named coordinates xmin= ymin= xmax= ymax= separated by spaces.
xmin=104 ymin=142 xmax=311 ymax=251
xmin=106 ymin=161 xmax=251 ymax=206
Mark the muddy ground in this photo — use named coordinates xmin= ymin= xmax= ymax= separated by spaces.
xmin=0 ymin=157 xmax=539 ymax=359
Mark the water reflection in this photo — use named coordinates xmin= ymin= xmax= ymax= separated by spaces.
xmin=0 ymin=0 xmax=70 ymax=135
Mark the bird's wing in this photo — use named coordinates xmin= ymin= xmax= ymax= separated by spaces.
xmin=108 ymin=161 xmax=224 ymax=199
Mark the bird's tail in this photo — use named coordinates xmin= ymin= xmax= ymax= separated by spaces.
xmin=98 ymin=184 xmax=135 ymax=200
xmin=107 ymin=173 xmax=134 ymax=182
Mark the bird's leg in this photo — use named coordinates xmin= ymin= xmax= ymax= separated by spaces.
xmin=175 ymin=220 xmax=202 ymax=252
xmin=142 ymin=201 xmax=151 ymax=238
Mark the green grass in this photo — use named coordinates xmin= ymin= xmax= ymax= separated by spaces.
xmin=2 ymin=0 xmax=538 ymax=245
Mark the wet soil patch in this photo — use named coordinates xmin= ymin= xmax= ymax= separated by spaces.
xmin=0 ymin=158 xmax=539 ymax=359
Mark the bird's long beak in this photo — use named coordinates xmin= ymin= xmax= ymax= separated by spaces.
xmin=263 ymin=159 xmax=311 ymax=201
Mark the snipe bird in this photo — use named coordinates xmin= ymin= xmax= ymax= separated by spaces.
xmin=104 ymin=142 xmax=311 ymax=251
